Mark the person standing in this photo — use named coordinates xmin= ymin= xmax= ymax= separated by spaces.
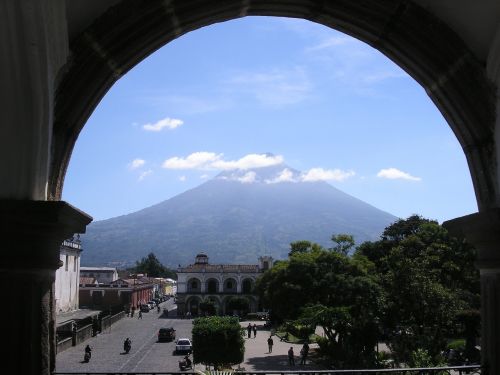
xmin=253 ymin=324 xmax=257 ymax=338
xmin=288 ymin=347 xmax=295 ymax=366
xmin=267 ymin=336 xmax=274 ymax=353
xmin=247 ymin=323 xmax=252 ymax=338
xmin=300 ymin=342 xmax=309 ymax=365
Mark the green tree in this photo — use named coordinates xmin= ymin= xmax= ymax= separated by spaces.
xmin=226 ymin=296 xmax=250 ymax=315
xmin=133 ymin=252 xmax=177 ymax=279
xmin=192 ymin=316 xmax=244 ymax=369
xmin=256 ymin=248 xmax=383 ymax=368
xmin=329 ymin=233 xmax=355 ymax=255
xmin=356 ymin=215 xmax=479 ymax=364
xmin=199 ymin=300 xmax=217 ymax=316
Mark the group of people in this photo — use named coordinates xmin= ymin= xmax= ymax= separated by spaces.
xmin=287 ymin=342 xmax=309 ymax=366
xmin=246 ymin=323 xmax=258 ymax=338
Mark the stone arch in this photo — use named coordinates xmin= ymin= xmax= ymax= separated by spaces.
xmin=242 ymin=278 xmax=255 ymax=294
xmin=223 ymin=277 xmax=238 ymax=293
xmin=186 ymin=277 xmax=202 ymax=293
xmin=51 ymin=0 xmax=497 ymax=211
xmin=205 ymin=278 xmax=220 ymax=294
xmin=186 ymin=296 xmax=202 ymax=316
xmin=203 ymin=295 xmax=222 ymax=315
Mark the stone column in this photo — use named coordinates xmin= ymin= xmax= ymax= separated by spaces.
xmin=444 ymin=208 xmax=500 ymax=375
xmin=0 ymin=200 xmax=91 ymax=375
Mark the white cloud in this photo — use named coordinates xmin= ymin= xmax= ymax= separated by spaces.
xmin=142 ymin=117 xmax=184 ymax=131
xmin=212 ymin=154 xmax=284 ymax=171
xmin=200 ymin=174 xmax=209 ymax=179
xmin=237 ymin=171 xmax=257 ymax=184
xmin=162 ymin=152 xmax=222 ymax=170
xmin=138 ymin=169 xmax=153 ymax=181
xmin=377 ymin=168 xmax=421 ymax=181
xmin=162 ymin=152 xmax=284 ymax=171
xmin=301 ymin=168 xmax=355 ymax=182
xmin=228 ymin=67 xmax=312 ymax=107
xmin=179 ymin=175 xmax=186 ymax=182
xmin=266 ymin=168 xmax=297 ymax=184
xmin=129 ymin=158 xmax=145 ymax=170
xmin=306 ymin=36 xmax=352 ymax=51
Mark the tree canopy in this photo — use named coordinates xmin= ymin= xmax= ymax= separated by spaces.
xmin=257 ymin=215 xmax=479 ymax=367
xmin=192 ymin=316 xmax=244 ymax=369
xmin=132 ymin=252 xmax=177 ymax=279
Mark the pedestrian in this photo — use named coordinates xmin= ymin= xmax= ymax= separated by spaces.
xmin=267 ymin=336 xmax=274 ymax=353
xmin=288 ymin=347 xmax=295 ymax=366
xmin=300 ymin=342 xmax=309 ymax=365
xmin=131 ymin=306 xmax=135 ymax=318
xmin=138 ymin=310 xmax=142 ymax=319
xmin=247 ymin=323 xmax=252 ymax=338
xmin=253 ymin=323 xmax=257 ymax=338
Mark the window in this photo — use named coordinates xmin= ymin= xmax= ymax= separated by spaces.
xmin=226 ymin=281 xmax=233 ymax=289
xmin=191 ymin=281 xmax=198 ymax=289
xmin=65 ymin=255 xmax=68 ymax=271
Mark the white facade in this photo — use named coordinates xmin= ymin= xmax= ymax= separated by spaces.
xmin=55 ymin=238 xmax=82 ymax=313
xmin=176 ymin=254 xmax=273 ymax=315
xmin=80 ymin=267 xmax=118 ymax=284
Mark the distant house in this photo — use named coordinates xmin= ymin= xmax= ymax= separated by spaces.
xmin=176 ymin=253 xmax=273 ymax=316
xmin=79 ymin=277 xmax=155 ymax=310
xmin=80 ymin=266 xmax=118 ymax=284
xmin=55 ymin=236 xmax=83 ymax=314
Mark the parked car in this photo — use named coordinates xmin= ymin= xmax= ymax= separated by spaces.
xmin=148 ymin=301 xmax=156 ymax=309
xmin=140 ymin=304 xmax=150 ymax=313
xmin=175 ymin=338 xmax=192 ymax=354
xmin=158 ymin=327 xmax=176 ymax=342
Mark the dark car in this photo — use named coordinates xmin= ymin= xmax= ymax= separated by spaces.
xmin=140 ymin=304 xmax=150 ymax=313
xmin=158 ymin=327 xmax=176 ymax=342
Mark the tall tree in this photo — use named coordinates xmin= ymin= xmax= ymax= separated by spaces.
xmin=330 ymin=233 xmax=355 ymax=255
xmin=133 ymin=252 xmax=177 ymax=279
xmin=356 ymin=216 xmax=479 ymax=363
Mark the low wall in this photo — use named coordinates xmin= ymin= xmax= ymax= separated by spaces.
xmin=101 ymin=311 xmax=125 ymax=331
xmin=74 ymin=324 xmax=93 ymax=346
xmin=56 ymin=336 xmax=73 ymax=354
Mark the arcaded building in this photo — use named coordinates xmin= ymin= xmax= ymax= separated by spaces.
xmin=176 ymin=253 xmax=273 ymax=316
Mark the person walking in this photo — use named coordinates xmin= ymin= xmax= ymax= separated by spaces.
xmin=247 ymin=323 xmax=252 ymax=338
xmin=138 ymin=310 xmax=142 ymax=319
xmin=288 ymin=347 xmax=295 ymax=366
xmin=300 ymin=342 xmax=309 ymax=365
xmin=253 ymin=324 xmax=257 ymax=338
xmin=267 ymin=336 xmax=274 ymax=353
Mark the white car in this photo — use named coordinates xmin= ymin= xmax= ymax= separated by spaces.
xmin=175 ymin=338 xmax=192 ymax=354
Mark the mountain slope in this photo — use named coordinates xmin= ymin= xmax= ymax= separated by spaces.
xmin=81 ymin=165 xmax=397 ymax=267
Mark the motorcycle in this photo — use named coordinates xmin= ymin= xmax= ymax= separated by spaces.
xmin=124 ymin=339 xmax=132 ymax=354
xmin=83 ymin=346 xmax=92 ymax=363
xmin=178 ymin=355 xmax=192 ymax=371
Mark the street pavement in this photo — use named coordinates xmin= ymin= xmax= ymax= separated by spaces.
xmin=56 ymin=301 xmax=327 ymax=373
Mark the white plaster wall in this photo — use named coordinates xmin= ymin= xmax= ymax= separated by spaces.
xmin=0 ymin=0 xmax=68 ymax=199
xmin=55 ymin=248 xmax=80 ymax=313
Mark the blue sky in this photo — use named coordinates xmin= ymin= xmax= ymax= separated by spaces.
xmin=63 ymin=16 xmax=477 ymax=223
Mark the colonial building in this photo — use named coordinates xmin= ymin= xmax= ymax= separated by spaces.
xmin=79 ymin=277 xmax=155 ymax=311
xmin=55 ymin=236 xmax=82 ymax=314
xmin=80 ymin=266 xmax=118 ymax=284
xmin=176 ymin=253 xmax=273 ymax=316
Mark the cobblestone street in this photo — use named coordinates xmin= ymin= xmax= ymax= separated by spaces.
xmin=56 ymin=301 xmax=326 ymax=373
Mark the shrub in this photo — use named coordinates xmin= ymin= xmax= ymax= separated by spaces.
xmin=192 ymin=316 xmax=244 ymax=369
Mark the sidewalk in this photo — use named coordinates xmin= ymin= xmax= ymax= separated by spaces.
xmin=239 ymin=321 xmax=326 ymax=372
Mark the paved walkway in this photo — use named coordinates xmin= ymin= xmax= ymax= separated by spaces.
xmin=239 ymin=321 xmax=325 ymax=372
